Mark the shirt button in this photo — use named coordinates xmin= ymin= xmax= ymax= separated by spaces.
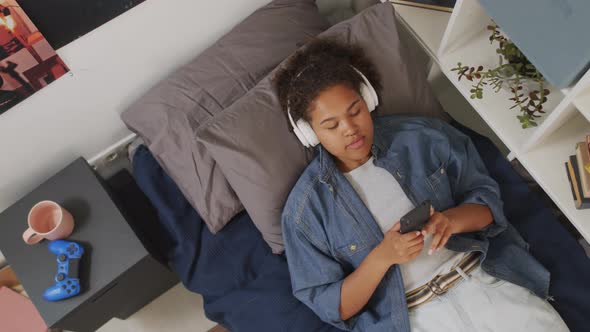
xmin=350 ymin=244 xmax=357 ymax=252
xmin=440 ymin=168 xmax=445 ymax=174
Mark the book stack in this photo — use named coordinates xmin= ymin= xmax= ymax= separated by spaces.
xmin=565 ymin=135 xmax=590 ymax=209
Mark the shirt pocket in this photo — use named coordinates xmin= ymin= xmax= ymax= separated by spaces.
xmin=331 ymin=203 xmax=370 ymax=264
xmin=426 ymin=163 xmax=455 ymax=211
xmin=335 ymin=239 xmax=368 ymax=260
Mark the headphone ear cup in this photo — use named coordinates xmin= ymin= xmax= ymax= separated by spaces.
xmin=352 ymin=67 xmax=379 ymax=113
xmin=296 ymin=119 xmax=320 ymax=147
xmin=368 ymin=81 xmax=379 ymax=110
xmin=291 ymin=122 xmax=310 ymax=148
xmin=360 ymin=82 xmax=376 ymax=112
xmin=287 ymin=108 xmax=317 ymax=147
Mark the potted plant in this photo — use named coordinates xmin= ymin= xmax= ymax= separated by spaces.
xmin=451 ymin=24 xmax=550 ymax=129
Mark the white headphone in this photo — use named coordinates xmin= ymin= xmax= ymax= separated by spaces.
xmin=286 ymin=66 xmax=379 ymax=148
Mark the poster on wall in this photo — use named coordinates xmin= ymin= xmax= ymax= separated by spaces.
xmin=0 ymin=0 xmax=69 ymax=116
xmin=18 ymin=0 xmax=147 ymax=50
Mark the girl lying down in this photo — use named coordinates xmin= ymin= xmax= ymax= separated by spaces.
xmin=274 ymin=38 xmax=568 ymax=332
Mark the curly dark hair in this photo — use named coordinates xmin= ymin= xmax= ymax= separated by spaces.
xmin=273 ymin=37 xmax=382 ymax=123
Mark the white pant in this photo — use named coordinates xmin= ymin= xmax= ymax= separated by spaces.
xmin=408 ymin=267 xmax=570 ymax=332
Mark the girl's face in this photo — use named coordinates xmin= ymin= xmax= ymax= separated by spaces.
xmin=308 ymin=83 xmax=374 ymax=173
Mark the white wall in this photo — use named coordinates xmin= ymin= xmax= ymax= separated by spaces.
xmin=0 ymin=0 xmax=271 ymax=213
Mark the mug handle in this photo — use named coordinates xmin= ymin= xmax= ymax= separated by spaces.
xmin=22 ymin=227 xmax=43 ymax=245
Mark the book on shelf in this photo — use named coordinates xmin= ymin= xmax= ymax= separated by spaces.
xmin=390 ymin=0 xmax=456 ymax=13
xmin=576 ymin=142 xmax=590 ymax=197
xmin=586 ymin=135 xmax=590 ymax=174
xmin=565 ymin=156 xmax=590 ymax=210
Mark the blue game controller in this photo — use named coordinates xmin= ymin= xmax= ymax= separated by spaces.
xmin=43 ymin=240 xmax=84 ymax=301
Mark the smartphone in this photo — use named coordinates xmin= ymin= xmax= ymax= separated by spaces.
xmin=400 ymin=200 xmax=432 ymax=234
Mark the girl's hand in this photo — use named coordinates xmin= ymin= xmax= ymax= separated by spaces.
xmin=421 ymin=210 xmax=456 ymax=255
xmin=375 ymin=222 xmax=424 ymax=266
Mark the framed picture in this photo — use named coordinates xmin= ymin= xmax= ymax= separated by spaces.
xmin=0 ymin=0 xmax=69 ymax=115
xmin=18 ymin=0 xmax=147 ymax=50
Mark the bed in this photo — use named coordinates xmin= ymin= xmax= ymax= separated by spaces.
xmin=130 ymin=118 xmax=590 ymax=332
xmin=121 ymin=1 xmax=590 ymax=331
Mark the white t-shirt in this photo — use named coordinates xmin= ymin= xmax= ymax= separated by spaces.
xmin=343 ymin=157 xmax=466 ymax=291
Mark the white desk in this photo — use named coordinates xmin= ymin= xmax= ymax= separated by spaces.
xmin=392 ymin=1 xmax=590 ymax=243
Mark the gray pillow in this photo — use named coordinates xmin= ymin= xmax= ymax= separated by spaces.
xmin=121 ymin=0 xmax=329 ymax=233
xmin=196 ymin=3 xmax=447 ymax=253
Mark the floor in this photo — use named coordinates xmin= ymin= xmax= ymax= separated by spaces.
xmin=96 ymin=283 xmax=217 ymax=332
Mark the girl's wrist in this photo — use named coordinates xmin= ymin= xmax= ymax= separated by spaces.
xmin=370 ymin=244 xmax=396 ymax=271
xmin=441 ymin=210 xmax=460 ymax=234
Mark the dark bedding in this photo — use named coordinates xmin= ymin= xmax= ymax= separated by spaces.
xmin=132 ymin=119 xmax=590 ymax=332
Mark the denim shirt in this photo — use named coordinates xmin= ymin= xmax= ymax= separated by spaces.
xmin=281 ymin=115 xmax=550 ymax=332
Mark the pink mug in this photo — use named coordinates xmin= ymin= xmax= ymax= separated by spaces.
xmin=22 ymin=201 xmax=74 ymax=245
